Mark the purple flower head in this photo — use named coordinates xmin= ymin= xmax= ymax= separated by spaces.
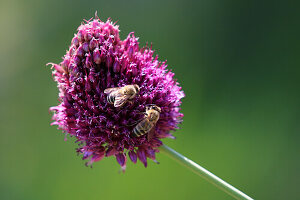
xmin=49 ymin=16 xmax=184 ymax=170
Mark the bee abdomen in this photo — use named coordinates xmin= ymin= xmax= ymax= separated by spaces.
xmin=107 ymin=95 xmax=115 ymax=104
xmin=133 ymin=124 xmax=147 ymax=137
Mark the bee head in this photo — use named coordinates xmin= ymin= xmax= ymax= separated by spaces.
xmin=152 ymin=105 xmax=161 ymax=113
xmin=133 ymin=84 xmax=140 ymax=93
xmin=146 ymin=104 xmax=161 ymax=113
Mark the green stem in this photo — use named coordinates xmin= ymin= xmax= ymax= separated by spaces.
xmin=159 ymin=144 xmax=254 ymax=200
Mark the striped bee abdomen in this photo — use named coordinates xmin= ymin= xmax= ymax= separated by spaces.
xmin=107 ymin=94 xmax=115 ymax=104
xmin=132 ymin=119 xmax=153 ymax=137
xmin=133 ymin=124 xmax=146 ymax=137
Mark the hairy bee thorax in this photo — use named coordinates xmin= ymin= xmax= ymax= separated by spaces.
xmin=124 ymin=84 xmax=140 ymax=97
xmin=124 ymin=88 xmax=135 ymax=95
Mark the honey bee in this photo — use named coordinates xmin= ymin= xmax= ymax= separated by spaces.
xmin=133 ymin=105 xmax=161 ymax=138
xmin=104 ymin=84 xmax=140 ymax=107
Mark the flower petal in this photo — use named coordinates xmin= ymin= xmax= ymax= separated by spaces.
xmin=116 ymin=153 xmax=126 ymax=167
xmin=128 ymin=150 xmax=137 ymax=164
xmin=137 ymin=149 xmax=147 ymax=167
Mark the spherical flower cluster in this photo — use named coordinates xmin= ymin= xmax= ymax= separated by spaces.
xmin=49 ymin=16 xmax=184 ymax=170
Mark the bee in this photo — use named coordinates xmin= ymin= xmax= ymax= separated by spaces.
xmin=133 ymin=105 xmax=161 ymax=138
xmin=104 ymin=84 xmax=140 ymax=107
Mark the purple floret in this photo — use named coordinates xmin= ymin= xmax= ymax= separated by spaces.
xmin=49 ymin=16 xmax=184 ymax=169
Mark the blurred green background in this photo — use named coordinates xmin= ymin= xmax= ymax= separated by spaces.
xmin=1 ymin=0 xmax=299 ymax=199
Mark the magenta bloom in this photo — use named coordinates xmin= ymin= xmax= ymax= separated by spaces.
xmin=49 ymin=16 xmax=184 ymax=170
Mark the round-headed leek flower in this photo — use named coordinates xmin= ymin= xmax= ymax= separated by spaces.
xmin=48 ymin=16 xmax=184 ymax=170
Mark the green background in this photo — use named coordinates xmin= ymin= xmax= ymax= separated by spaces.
xmin=0 ymin=0 xmax=299 ymax=199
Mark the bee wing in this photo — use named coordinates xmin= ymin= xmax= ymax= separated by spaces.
xmin=104 ymin=87 xmax=120 ymax=94
xmin=127 ymin=117 xmax=144 ymax=127
xmin=114 ymin=94 xmax=131 ymax=107
xmin=147 ymin=127 xmax=156 ymax=141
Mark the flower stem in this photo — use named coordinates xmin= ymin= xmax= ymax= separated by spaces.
xmin=159 ymin=144 xmax=254 ymax=200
